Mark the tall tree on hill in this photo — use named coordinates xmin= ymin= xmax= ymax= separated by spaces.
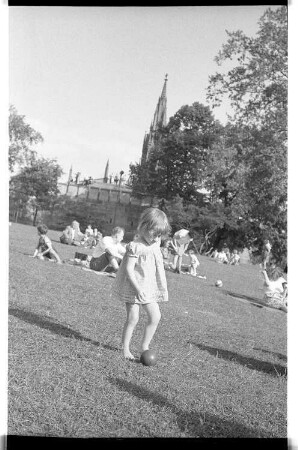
xmin=206 ymin=5 xmax=287 ymax=259
xmin=10 ymin=157 xmax=63 ymax=225
xmin=130 ymin=102 xmax=223 ymax=202
xmin=9 ymin=105 xmax=44 ymax=173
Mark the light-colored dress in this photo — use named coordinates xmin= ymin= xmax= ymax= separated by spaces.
xmin=112 ymin=237 xmax=168 ymax=304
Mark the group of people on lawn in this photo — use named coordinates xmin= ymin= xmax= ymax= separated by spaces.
xmin=31 ymin=218 xmax=288 ymax=314
xmin=206 ymin=244 xmax=241 ymax=265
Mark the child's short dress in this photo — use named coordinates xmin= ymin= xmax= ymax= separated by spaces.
xmin=112 ymin=238 xmax=168 ymax=304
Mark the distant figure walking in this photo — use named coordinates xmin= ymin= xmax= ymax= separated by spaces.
xmin=31 ymin=224 xmax=62 ymax=264
xmin=187 ymin=249 xmax=200 ymax=276
xmin=261 ymin=239 xmax=272 ymax=270
xmin=112 ymin=207 xmax=171 ymax=361
xmin=170 ymin=229 xmax=192 ymax=274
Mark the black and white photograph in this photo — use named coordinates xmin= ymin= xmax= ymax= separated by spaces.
xmin=1 ymin=1 xmax=296 ymax=447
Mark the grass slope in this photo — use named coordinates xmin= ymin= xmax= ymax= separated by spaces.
xmin=8 ymin=223 xmax=287 ymax=438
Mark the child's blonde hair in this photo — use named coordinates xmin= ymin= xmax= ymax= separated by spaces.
xmin=137 ymin=208 xmax=171 ymax=238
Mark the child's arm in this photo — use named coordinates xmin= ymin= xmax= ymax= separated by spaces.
xmin=170 ymin=239 xmax=178 ymax=252
xmin=261 ymin=270 xmax=270 ymax=286
xmin=125 ymin=256 xmax=146 ymax=302
xmin=105 ymin=246 xmax=124 ymax=260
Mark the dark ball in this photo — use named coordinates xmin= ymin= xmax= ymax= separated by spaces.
xmin=140 ymin=349 xmax=157 ymax=366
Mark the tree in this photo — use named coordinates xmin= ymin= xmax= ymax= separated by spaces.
xmin=207 ymin=6 xmax=287 ymax=132
xmin=130 ymin=102 xmax=223 ymax=202
xmin=9 ymin=157 xmax=63 ymax=225
xmin=9 ymin=105 xmax=44 ymax=173
xmin=206 ymin=6 xmax=287 ymax=262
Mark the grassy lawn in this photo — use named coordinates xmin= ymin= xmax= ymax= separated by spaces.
xmin=8 ymin=223 xmax=287 ymax=438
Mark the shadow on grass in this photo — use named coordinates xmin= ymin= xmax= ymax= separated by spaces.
xmin=189 ymin=342 xmax=286 ymax=378
xmin=253 ymin=348 xmax=287 ymax=362
xmin=224 ymin=290 xmax=264 ymax=305
xmin=8 ymin=307 xmax=119 ymax=353
xmin=107 ymin=377 xmax=265 ymax=437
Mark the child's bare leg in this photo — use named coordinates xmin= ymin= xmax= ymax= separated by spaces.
xmin=49 ymin=249 xmax=62 ymax=264
xmin=177 ymin=256 xmax=183 ymax=273
xmin=140 ymin=303 xmax=161 ymax=353
xmin=122 ymin=303 xmax=139 ymax=359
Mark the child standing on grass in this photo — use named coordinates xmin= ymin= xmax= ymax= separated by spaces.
xmin=187 ymin=249 xmax=200 ymax=276
xmin=113 ymin=208 xmax=171 ymax=361
xmin=31 ymin=224 xmax=62 ymax=264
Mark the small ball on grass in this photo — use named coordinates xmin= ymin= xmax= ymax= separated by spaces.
xmin=140 ymin=350 xmax=157 ymax=367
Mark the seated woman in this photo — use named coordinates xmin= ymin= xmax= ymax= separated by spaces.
xmin=71 ymin=220 xmax=85 ymax=246
xmin=60 ymin=225 xmax=74 ymax=245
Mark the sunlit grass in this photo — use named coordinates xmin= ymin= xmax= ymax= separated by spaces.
xmin=8 ymin=223 xmax=287 ymax=438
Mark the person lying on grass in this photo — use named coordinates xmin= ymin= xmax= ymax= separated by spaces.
xmin=112 ymin=207 xmax=171 ymax=361
xmin=261 ymin=263 xmax=287 ymax=313
xmin=31 ymin=224 xmax=62 ymax=264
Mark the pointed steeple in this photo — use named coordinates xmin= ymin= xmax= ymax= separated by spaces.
xmin=161 ymin=73 xmax=168 ymax=99
xmin=141 ymin=75 xmax=168 ymax=164
xmin=68 ymin=165 xmax=73 ymax=184
xmin=104 ymin=159 xmax=109 ymax=183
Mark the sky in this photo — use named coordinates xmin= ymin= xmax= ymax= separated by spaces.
xmin=8 ymin=5 xmax=281 ymax=183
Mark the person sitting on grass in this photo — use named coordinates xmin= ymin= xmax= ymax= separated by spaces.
xmin=89 ymin=227 xmax=126 ymax=273
xmin=89 ymin=228 xmax=102 ymax=248
xmin=71 ymin=220 xmax=85 ymax=246
xmin=260 ymin=264 xmax=287 ymax=312
xmin=215 ymin=250 xmax=229 ymax=264
xmin=229 ymin=249 xmax=240 ymax=265
xmin=60 ymin=225 xmax=74 ymax=245
xmin=31 ymin=224 xmax=62 ymax=264
xmin=112 ymin=207 xmax=171 ymax=361
xmin=81 ymin=224 xmax=95 ymax=247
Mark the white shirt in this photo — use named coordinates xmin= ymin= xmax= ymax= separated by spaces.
xmin=217 ymin=252 xmax=228 ymax=263
xmin=92 ymin=236 xmax=125 ymax=258
xmin=265 ymin=277 xmax=287 ymax=297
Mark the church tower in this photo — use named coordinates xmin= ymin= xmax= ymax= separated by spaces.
xmin=141 ymin=74 xmax=168 ymax=164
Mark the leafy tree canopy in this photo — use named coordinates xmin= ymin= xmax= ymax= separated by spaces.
xmin=207 ymin=6 xmax=287 ymax=132
xmin=9 ymin=105 xmax=44 ymax=173
xmin=10 ymin=157 xmax=63 ymax=225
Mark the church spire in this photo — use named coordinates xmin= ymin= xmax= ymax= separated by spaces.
xmin=104 ymin=159 xmax=109 ymax=183
xmin=161 ymin=73 xmax=168 ymax=99
xmin=141 ymin=75 xmax=168 ymax=164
